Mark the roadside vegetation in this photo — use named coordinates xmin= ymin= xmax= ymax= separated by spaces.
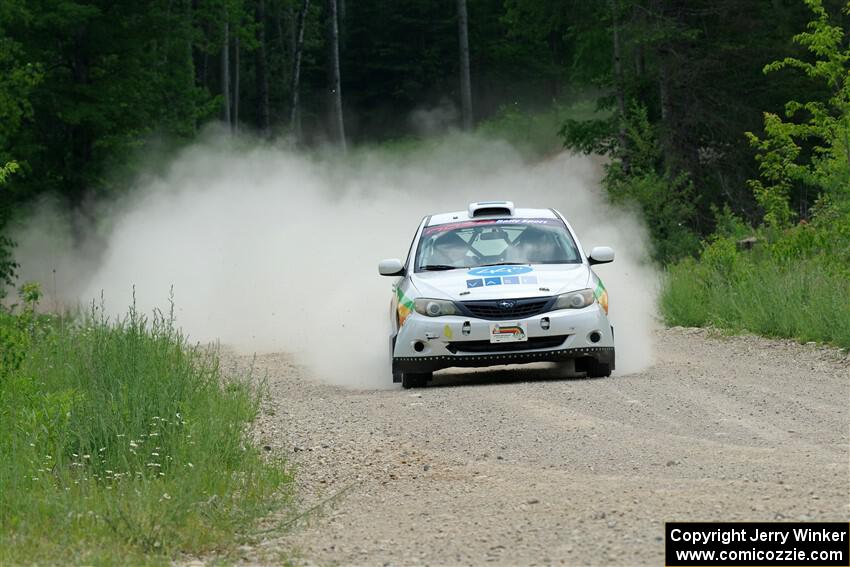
xmin=658 ymin=1 xmax=850 ymax=349
xmin=0 ymin=286 xmax=291 ymax=565
xmin=1 ymin=0 xmax=849 ymax=560
xmin=561 ymin=0 xmax=850 ymax=350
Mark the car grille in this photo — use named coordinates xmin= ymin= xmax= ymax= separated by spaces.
xmin=459 ymin=297 xmax=553 ymax=320
xmin=446 ymin=335 xmax=569 ymax=354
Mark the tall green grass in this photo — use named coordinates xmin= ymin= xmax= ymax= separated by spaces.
xmin=0 ymin=299 xmax=290 ymax=565
xmin=662 ymin=251 xmax=850 ymax=349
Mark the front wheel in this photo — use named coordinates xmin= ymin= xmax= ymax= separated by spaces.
xmin=401 ymin=371 xmax=431 ymax=389
xmin=584 ymin=359 xmax=611 ymax=378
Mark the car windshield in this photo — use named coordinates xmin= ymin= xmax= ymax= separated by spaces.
xmin=415 ymin=218 xmax=581 ymax=271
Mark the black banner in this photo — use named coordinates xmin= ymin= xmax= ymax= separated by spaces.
xmin=666 ymin=522 xmax=850 ymax=566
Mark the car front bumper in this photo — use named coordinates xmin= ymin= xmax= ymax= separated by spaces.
xmin=391 ymin=305 xmax=614 ymax=376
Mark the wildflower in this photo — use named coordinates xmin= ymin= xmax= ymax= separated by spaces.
xmin=146 ymin=463 xmax=161 ymax=468
xmin=72 ymin=453 xmax=79 ymax=458
xmin=162 ymin=493 xmax=171 ymax=500
xmin=151 ymin=452 xmax=160 ymax=457
xmin=31 ymin=477 xmax=39 ymax=481
xmin=187 ymin=462 xmax=194 ymax=468
xmin=129 ymin=441 xmax=138 ymax=448
xmin=82 ymin=454 xmax=90 ymax=459
xmin=99 ymin=447 xmax=106 ymax=453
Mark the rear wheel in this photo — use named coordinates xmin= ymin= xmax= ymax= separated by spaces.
xmin=401 ymin=371 xmax=431 ymax=389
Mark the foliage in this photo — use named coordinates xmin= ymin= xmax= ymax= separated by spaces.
xmin=565 ymin=100 xmax=700 ymax=263
xmin=663 ymin=0 xmax=850 ymax=348
xmin=0 ymin=160 xmax=20 ymax=298
xmin=661 ymin=228 xmax=850 ymax=349
xmin=746 ymin=0 xmax=850 ymax=228
xmin=0 ymin=294 xmax=291 ymax=564
xmin=478 ymin=100 xmax=602 ymax=157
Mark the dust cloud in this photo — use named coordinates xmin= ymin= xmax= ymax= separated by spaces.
xmin=12 ymin=132 xmax=659 ymax=388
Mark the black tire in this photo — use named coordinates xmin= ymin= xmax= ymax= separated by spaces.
xmin=401 ymin=372 xmax=431 ymax=389
xmin=585 ymin=359 xmax=611 ymax=378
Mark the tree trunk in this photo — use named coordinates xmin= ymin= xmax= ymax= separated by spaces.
xmin=610 ymin=0 xmax=628 ymax=171
xmin=327 ymin=0 xmax=346 ymax=151
xmin=633 ymin=3 xmax=645 ymax=77
xmin=234 ymin=34 xmax=240 ymax=131
xmin=339 ymin=0 xmax=346 ymax=47
xmin=222 ymin=21 xmax=231 ymax=127
xmin=653 ymin=0 xmax=674 ymax=168
xmin=457 ymin=0 xmax=473 ymax=130
xmin=255 ymin=0 xmax=270 ymax=137
xmin=290 ymin=0 xmax=310 ymax=141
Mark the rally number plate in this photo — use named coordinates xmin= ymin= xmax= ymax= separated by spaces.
xmin=489 ymin=321 xmax=528 ymax=343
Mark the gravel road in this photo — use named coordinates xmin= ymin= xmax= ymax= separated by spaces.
xmin=237 ymin=327 xmax=848 ymax=566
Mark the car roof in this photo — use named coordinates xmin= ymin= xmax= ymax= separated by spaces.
xmin=427 ymin=207 xmax=559 ymax=226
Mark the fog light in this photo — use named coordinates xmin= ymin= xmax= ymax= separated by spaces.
xmin=540 ymin=317 xmax=550 ymax=330
xmin=413 ymin=341 xmax=425 ymax=352
xmin=462 ymin=321 xmax=471 ymax=336
xmin=589 ymin=331 xmax=602 ymax=343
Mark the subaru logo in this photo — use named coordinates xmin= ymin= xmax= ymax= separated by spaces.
xmin=498 ymin=300 xmax=516 ymax=310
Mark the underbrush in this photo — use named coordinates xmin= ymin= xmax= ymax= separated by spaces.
xmin=0 ymin=291 xmax=291 ymax=565
xmin=661 ymin=209 xmax=850 ymax=349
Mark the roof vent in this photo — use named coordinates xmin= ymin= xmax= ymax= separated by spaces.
xmin=468 ymin=201 xmax=515 ymax=218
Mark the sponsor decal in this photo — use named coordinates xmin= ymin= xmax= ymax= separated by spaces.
xmin=495 ymin=325 xmax=524 ymax=337
xmin=466 ymin=278 xmax=483 ymax=288
xmin=443 ymin=324 xmax=453 ymax=339
xmin=484 ymin=276 xmax=501 ymax=286
xmin=501 ymin=276 xmax=520 ymax=284
xmin=489 ymin=322 xmax=528 ymax=343
xmin=468 ymin=265 xmax=533 ymax=276
xmin=396 ymin=287 xmax=415 ymax=326
xmin=520 ymin=275 xmax=538 ymax=284
xmin=594 ymin=278 xmax=608 ymax=314
xmin=421 ymin=218 xmax=562 ymax=235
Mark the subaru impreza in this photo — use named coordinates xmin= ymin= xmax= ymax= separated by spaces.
xmin=379 ymin=201 xmax=615 ymax=388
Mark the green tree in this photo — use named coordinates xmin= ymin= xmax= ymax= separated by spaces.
xmin=747 ymin=0 xmax=850 ymax=228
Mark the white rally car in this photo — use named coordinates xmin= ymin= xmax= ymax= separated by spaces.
xmin=379 ymin=201 xmax=615 ymax=388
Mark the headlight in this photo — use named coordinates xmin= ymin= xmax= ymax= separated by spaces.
xmin=413 ymin=298 xmax=459 ymax=317
xmin=553 ymin=288 xmax=595 ymax=310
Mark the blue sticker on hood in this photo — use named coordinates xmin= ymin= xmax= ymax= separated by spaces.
xmin=502 ymin=276 xmax=520 ymax=284
xmin=484 ymin=277 xmax=501 ymax=286
xmin=468 ymin=265 xmax=533 ymax=276
xmin=466 ymin=278 xmax=483 ymax=288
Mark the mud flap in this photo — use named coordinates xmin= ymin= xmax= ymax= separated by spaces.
xmin=390 ymin=334 xmax=401 ymax=382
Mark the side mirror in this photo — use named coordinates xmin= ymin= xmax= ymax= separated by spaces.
xmin=378 ymin=258 xmax=405 ymax=276
xmin=588 ymin=246 xmax=615 ymax=265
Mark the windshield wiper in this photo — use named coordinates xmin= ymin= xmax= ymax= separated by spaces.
xmin=419 ymin=264 xmax=460 ymax=271
xmin=475 ymin=262 xmax=528 ymax=267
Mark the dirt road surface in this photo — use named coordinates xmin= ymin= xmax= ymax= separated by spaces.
xmin=237 ymin=328 xmax=848 ymax=566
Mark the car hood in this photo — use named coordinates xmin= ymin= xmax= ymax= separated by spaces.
xmin=410 ymin=264 xmax=590 ymax=301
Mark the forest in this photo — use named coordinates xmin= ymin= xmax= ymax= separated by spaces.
xmin=1 ymin=1 xmax=847 ymax=247
xmin=1 ymin=0 xmax=850 ymax=562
